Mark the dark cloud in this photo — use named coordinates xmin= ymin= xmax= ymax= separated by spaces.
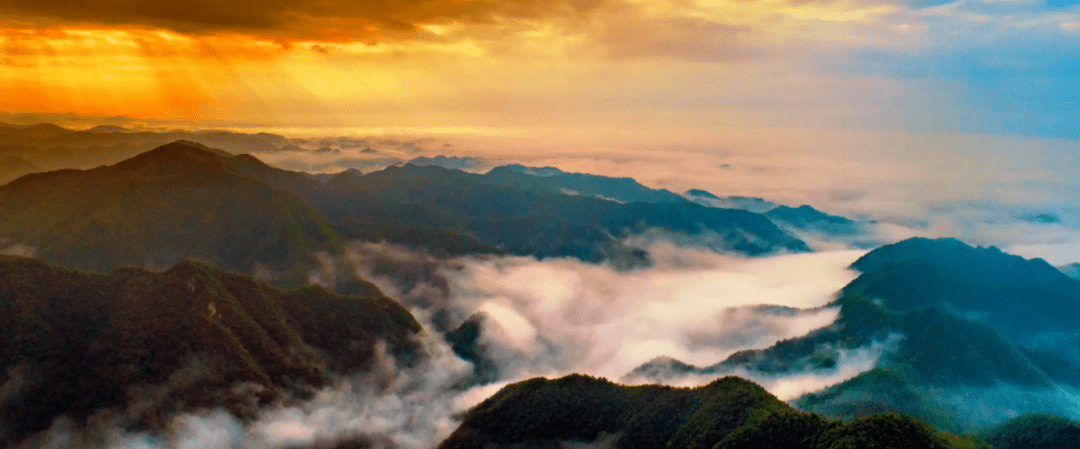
xmin=0 ymin=0 xmax=607 ymax=42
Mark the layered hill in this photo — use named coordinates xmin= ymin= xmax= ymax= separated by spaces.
xmin=0 ymin=256 xmax=421 ymax=446
xmin=319 ymin=164 xmax=809 ymax=264
xmin=0 ymin=156 xmax=42 ymax=185
xmin=0 ymin=141 xmax=810 ymax=284
xmin=683 ymin=189 xmax=863 ymax=239
xmin=684 ymin=190 xmax=779 ymax=213
xmin=0 ymin=122 xmax=291 ymax=170
xmin=482 ymin=164 xmax=688 ymax=204
xmin=765 ymin=205 xmax=860 ymax=236
xmin=627 ymin=237 xmax=1080 ymax=431
xmin=439 ymin=374 xmax=986 ymax=449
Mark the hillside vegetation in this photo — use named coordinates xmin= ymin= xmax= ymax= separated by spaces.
xmin=439 ymin=374 xmax=988 ymax=449
xmin=0 ymin=256 xmax=420 ymax=446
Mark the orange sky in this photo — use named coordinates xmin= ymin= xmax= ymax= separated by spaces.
xmin=0 ymin=0 xmax=931 ymax=134
xmin=1 ymin=0 xmax=1079 ymax=142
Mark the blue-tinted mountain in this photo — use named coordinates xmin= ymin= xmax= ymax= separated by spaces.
xmin=684 ymin=191 xmax=779 ymax=213
xmin=1 ymin=139 xmax=806 ymax=284
xmin=627 ymin=237 xmax=1080 ymax=431
xmin=483 ymin=163 xmax=688 ymax=204
xmin=683 ymin=191 xmax=861 ymax=237
xmin=1018 ymin=211 xmax=1063 ymax=224
xmin=0 ymin=256 xmax=420 ymax=446
xmin=438 ymin=374 xmax=986 ymax=449
xmin=765 ymin=205 xmax=860 ymax=236
xmin=685 ymin=188 xmax=720 ymax=199
xmin=846 ymin=237 xmax=1080 ymax=346
xmin=1058 ymin=263 xmax=1080 ymax=281
xmin=319 ymin=164 xmax=809 ymax=263
xmin=797 ymin=238 xmax=1080 ymax=430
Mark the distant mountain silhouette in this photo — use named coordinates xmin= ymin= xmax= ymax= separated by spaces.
xmin=0 ymin=256 xmax=419 ymax=446
xmin=1058 ymin=262 xmax=1080 ymax=281
xmin=682 ymin=191 xmax=862 ymax=238
xmin=321 ymin=163 xmax=809 ymax=264
xmin=407 ymin=155 xmax=488 ymax=171
xmin=483 ymin=164 xmax=689 ymax=204
xmin=685 ymin=188 xmax=720 ymax=199
xmin=0 ymin=155 xmax=42 ymax=184
xmin=0 ymin=122 xmax=295 ymax=171
xmin=766 ymin=205 xmax=859 ymax=236
xmin=684 ymin=191 xmax=779 ymax=213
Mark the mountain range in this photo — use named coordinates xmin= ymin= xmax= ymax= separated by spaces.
xmin=0 ymin=122 xmax=300 ymax=184
xmin=3 ymin=133 xmax=1080 ymax=448
xmin=0 ymin=140 xmax=813 ymax=287
xmin=683 ymin=189 xmax=865 ymax=239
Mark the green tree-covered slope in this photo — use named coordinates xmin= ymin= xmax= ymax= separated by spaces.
xmin=0 ymin=256 xmax=420 ymax=446
xmin=438 ymin=374 xmax=987 ymax=449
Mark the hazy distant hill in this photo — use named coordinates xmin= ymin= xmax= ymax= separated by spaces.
xmin=0 ymin=122 xmax=295 ymax=171
xmin=0 ymin=156 xmax=42 ymax=185
xmin=765 ymin=205 xmax=860 ymax=236
xmin=407 ymin=155 xmax=488 ymax=171
xmin=1058 ymin=262 xmax=1080 ymax=281
xmin=683 ymin=190 xmax=861 ymax=237
xmin=483 ymin=163 xmax=689 ymax=204
xmin=0 ymin=256 xmax=420 ymax=446
xmin=683 ymin=190 xmax=778 ymax=213
xmin=439 ymin=374 xmax=986 ymax=449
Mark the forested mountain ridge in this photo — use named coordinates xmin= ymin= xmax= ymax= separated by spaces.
xmin=627 ymin=237 xmax=1080 ymax=432
xmin=0 ymin=141 xmax=344 ymax=287
xmin=844 ymin=237 xmax=1080 ymax=348
xmin=0 ymin=256 xmax=421 ymax=446
xmin=481 ymin=163 xmax=689 ymax=204
xmin=439 ymin=374 xmax=988 ymax=449
xmin=978 ymin=413 xmax=1080 ymax=449
xmin=321 ymin=163 xmax=809 ymax=263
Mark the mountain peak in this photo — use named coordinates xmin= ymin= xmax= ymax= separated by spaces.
xmin=495 ymin=163 xmax=564 ymax=177
xmin=111 ymin=140 xmax=231 ymax=171
xmin=685 ymin=188 xmax=720 ymax=199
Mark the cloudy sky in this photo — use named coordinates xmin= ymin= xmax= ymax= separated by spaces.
xmin=1 ymin=0 xmax=1078 ymax=139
